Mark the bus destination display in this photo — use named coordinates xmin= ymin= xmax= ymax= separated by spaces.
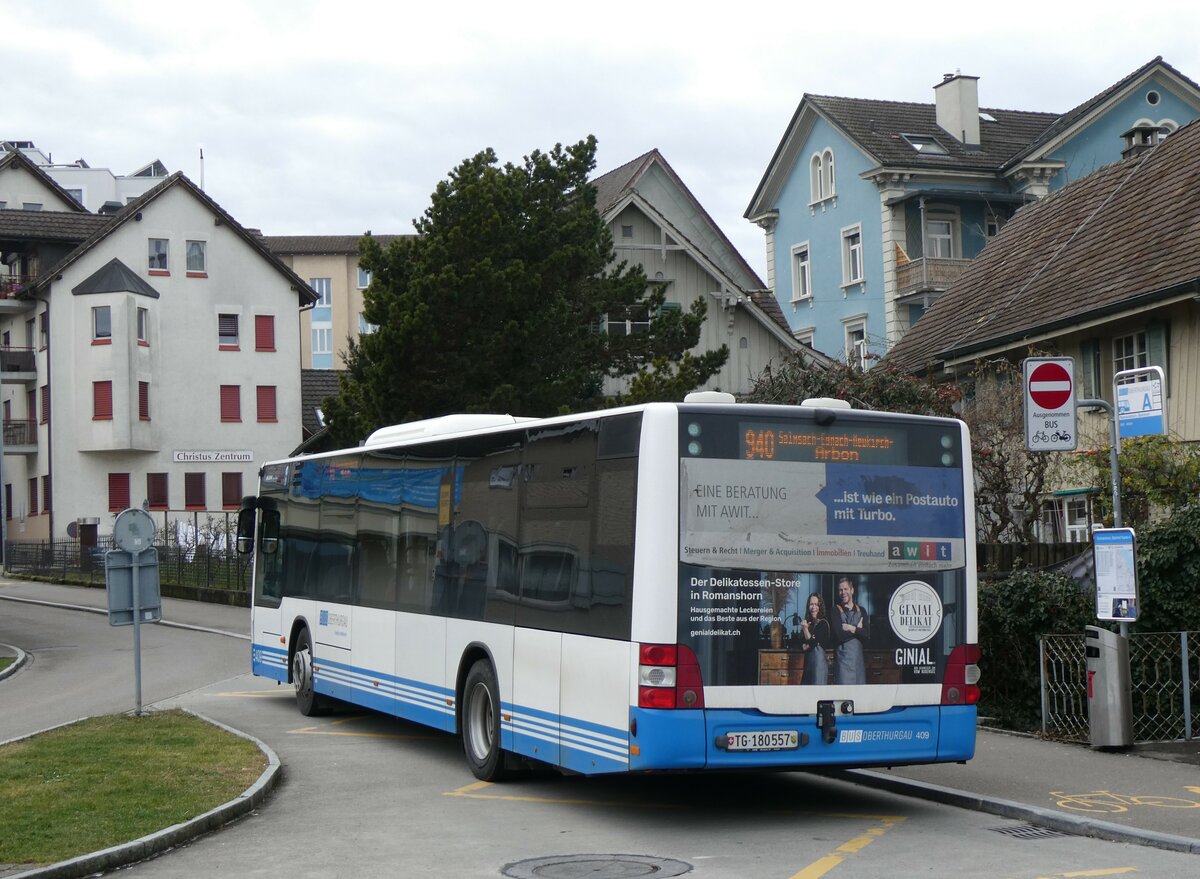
xmin=741 ymin=422 xmax=906 ymax=465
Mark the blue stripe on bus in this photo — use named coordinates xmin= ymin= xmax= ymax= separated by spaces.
xmin=252 ymin=644 xmax=288 ymax=683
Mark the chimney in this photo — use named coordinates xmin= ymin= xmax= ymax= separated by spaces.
xmin=1121 ymin=123 xmax=1165 ymax=159
xmin=934 ymin=72 xmax=981 ymax=146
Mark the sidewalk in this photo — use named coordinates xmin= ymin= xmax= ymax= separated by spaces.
xmin=4 ymin=578 xmax=1198 ymax=855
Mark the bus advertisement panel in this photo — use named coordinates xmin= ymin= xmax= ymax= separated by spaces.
xmin=676 ymin=412 xmax=969 ymax=691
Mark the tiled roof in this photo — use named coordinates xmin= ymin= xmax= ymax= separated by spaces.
xmin=592 ymin=151 xmax=658 ymax=213
xmin=807 ymin=94 xmax=1058 ymax=172
xmin=0 ymin=208 xmax=111 ymax=242
xmin=885 ymin=118 xmax=1200 ymax=373
xmin=301 ymin=369 xmax=344 ymax=437
xmin=264 ymin=234 xmax=406 ymax=255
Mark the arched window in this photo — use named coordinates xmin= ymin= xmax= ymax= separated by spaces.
xmin=810 ymin=154 xmax=824 ymax=203
xmin=823 ymin=149 xmax=836 ymax=199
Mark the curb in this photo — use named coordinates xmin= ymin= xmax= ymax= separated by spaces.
xmin=3 ymin=711 xmax=281 ymax=879
xmin=0 ymin=644 xmax=27 ymax=682
xmin=826 ymin=767 xmax=1200 ymax=855
xmin=0 ymin=594 xmax=249 ymax=641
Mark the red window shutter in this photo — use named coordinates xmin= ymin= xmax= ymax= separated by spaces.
xmin=147 ymin=473 xmax=168 ymax=509
xmin=220 ymin=385 xmax=241 ymax=422
xmin=184 ymin=473 xmax=206 ymax=509
xmin=28 ymin=478 xmax=38 ymax=516
xmin=222 ymin=472 xmax=243 ymax=509
xmin=256 ymin=385 xmax=277 ymax=422
xmin=139 ymin=382 xmax=150 ymax=420
xmin=26 ymin=389 xmax=35 ymax=424
xmin=108 ymin=473 xmax=131 ymax=512
xmin=93 ymin=381 xmax=113 ymax=420
xmin=255 ymin=315 xmax=275 ymax=352
xmin=42 ymin=475 xmax=51 ymax=513
xmin=40 ymin=385 xmax=49 ymax=424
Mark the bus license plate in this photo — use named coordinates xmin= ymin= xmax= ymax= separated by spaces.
xmin=726 ymin=730 xmax=799 ymax=752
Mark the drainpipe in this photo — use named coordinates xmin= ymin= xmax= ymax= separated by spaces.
xmin=35 ymin=292 xmax=52 ymax=545
xmin=918 ymin=197 xmax=929 ymax=290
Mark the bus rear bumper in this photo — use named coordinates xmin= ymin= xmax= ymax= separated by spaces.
xmin=629 ymin=704 xmax=976 ymax=770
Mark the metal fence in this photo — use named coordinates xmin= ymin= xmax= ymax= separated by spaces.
xmin=1041 ymin=631 xmax=1198 ymax=743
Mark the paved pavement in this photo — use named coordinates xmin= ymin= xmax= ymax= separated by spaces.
xmin=2 ymin=576 xmax=1198 ymax=874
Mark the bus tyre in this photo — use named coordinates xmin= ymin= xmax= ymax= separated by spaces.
xmin=462 ymin=660 xmax=508 ymax=781
xmin=293 ymin=628 xmax=324 ymax=717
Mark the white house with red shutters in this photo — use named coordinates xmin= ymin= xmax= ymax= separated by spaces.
xmin=0 ymin=148 xmax=314 ymax=545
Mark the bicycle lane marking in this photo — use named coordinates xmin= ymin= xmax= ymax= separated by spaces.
xmin=1050 ymin=789 xmax=1200 ymax=813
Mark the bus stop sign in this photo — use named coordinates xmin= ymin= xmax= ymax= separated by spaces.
xmin=1024 ymin=357 xmax=1078 ymax=452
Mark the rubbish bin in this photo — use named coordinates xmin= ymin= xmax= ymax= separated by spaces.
xmin=1085 ymin=625 xmax=1133 ymax=748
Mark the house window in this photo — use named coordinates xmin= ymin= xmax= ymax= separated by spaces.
xmin=92 ymin=306 xmax=112 ymax=343
xmin=108 ymin=473 xmax=131 ymax=512
xmin=256 ymin=385 xmax=277 ymax=422
xmin=794 ymin=329 xmax=815 ymax=348
xmin=220 ymin=385 xmax=241 ymax=422
xmin=309 ymin=278 xmax=332 ymax=306
xmin=606 ymin=305 xmax=650 ymax=336
xmin=1042 ymin=496 xmax=1092 ymax=543
xmin=184 ymin=473 xmax=206 ymax=510
xmin=28 ymin=478 xmax=38 ymax=516
xmin=312 ymin=327 xmax=332 ymax=356
xmin=925 ymin=219 xmax=954 ymax=259
xmin=147 ymin=473 xmax=169 ymax=510
xmin=255 ymin=315 xmax=276 ymax=351
xmin=621 ymin=224 xmax=634 ymax=238
xmin=984 ymin=211 xmax=1003 ymax=238
xmin=93 ymin=381 xmax=113 ymax=420
xmin=358 ymin=313 xmax=378 ymax=335
xmin=65 ymin=189 xmax=83 ymax=206
xmin=148 ymin=238 xmax=169 ymax=273
xmin=1113 ymin=331 xmax=1148 ymax=384
xmin=26 ymin=388 xmax=35 ymax=425
xmin=40 ymin=385 xmax=49 ymax=424
xmin=139 ymin=381 xmax=150 ymax=420
xmin=25 ymin=318 xmax=35 ymax=349
xmin=3 ymin=483 xmax=9 ymax=520
xmin=218 ymin=313 xmax=239 ymax=349
xmin=823 ymin=149 xmax=835 ymax=199
xmin=842 ymin=226 xmax=864 ymax=285
xmin=42 ymin=475 xmax=51 ymax=514
xmin=222 ymin=472 xmax=243 ymax=510
xmin=357 ymin=268 xmax=371 ymax=289
xmin=790 ymin=243 xmax=812 ymax=303
xmin=902 ymin=134 xmax=949 ymax=155
xmin=137 ymin=307 xmax=149 ymax=345
xmin=186 ymin=240 xmax=207 ymax=275
xmin=22 ymin=203 xmax=43 ymax=211
xmin=38 ymin=312 xmax=48 ymax=350
xmin=844 ymin=320 xmax=868 ymax=368
xmin=810 ymin=155 xmax=823 ymax=202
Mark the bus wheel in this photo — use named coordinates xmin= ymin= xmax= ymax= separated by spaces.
xmin=462 ymin=660 xmax=508 ymax=781
xmin=293 ymin=628 xmax=323 ymax=717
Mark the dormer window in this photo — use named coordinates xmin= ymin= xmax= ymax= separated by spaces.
xmin=902 ymin=134 xmax=949 ymax=155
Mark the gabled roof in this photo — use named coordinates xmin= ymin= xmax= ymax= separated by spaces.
xmin=0 ymin=208 xmax=111 ymax=242
xmin=265 ymin=234 xmax=406 ymax=256
xmin=28 ymin=172 xmax=317 ymax=305
xmin=1006 ymin=56 xmax=1200 ymax=170
xmin=72 ymin=258 xmax=161 ymax=298
xmin=0 ymin=148 xmax=89 ymax=212
xmin=885 ymin=118 xmax=1200 ymax=373
xmin=301 ymin=369 xmax=343 ymax=437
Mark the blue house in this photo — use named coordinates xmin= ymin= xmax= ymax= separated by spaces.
xmin=744 ymin=57 xmax=1200 ymax=364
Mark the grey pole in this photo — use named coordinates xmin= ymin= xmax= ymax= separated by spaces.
xmin=1077 ymin=397 xmax=1126 ymax=636
xmin=132 ymin=548 xmax=143 ymax=716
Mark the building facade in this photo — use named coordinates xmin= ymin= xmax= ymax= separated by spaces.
xmin=1 ymin=140 xmax=168 ymax=213
xmin=746 ymin=58 xmax=1200 ymax=363
xmin=1 ymin=152 xmax=313 ymax=544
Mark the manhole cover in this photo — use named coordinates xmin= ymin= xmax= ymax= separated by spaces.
xmin=989 ymin=824 xmax=1068 ymax=840
xmin=501 ymin=854 xmax=692 ymax=878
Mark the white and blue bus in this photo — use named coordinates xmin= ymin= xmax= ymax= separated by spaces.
xmin=239 ymin=394 xmax=980 ymax=780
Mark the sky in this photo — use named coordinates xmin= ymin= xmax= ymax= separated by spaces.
xmin=7 ymin=1 xmax=1200 ymax=280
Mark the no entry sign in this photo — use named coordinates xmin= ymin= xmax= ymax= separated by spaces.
xmin=1024 ymin=357 xmax=1077 ymax=451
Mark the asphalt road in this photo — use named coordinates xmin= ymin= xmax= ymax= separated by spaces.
xmin=3 ymin=595 xmax=1198 ymax=878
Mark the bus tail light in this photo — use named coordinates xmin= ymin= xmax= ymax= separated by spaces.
xmin=942 ymin=644 xmax=981 ymax=705
xmin=638 ymin=644 xmax=705 ymax=709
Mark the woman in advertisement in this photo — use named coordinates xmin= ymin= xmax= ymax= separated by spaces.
xmin=798 ymin=592 xmax=831 ymax=685
xmin=833 ymin=576 xmax=869 ymax=685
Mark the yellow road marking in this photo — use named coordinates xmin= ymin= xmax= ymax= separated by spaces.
xmin=289 ymin=724 xmax=435 ymax=740
xmin=788 ymin=818 xmax=905 ymax=879
xmin=1058 ymin=870 xmax=1137 ymax=877
xmin=213 ymin=690 xmax=294 ymax=698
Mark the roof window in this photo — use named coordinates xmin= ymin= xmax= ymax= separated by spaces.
xmin=901 ymin=134 xmax=949 ymax=155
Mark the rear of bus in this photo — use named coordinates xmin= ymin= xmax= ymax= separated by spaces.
xmin=628 ymin=400 xmax=979 ymax=771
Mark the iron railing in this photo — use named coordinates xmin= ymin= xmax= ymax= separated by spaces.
xmin=1041 ymin=631 xmax=1198 ymax=743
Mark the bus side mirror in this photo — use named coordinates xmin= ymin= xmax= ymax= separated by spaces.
xmin=236 ymin=507 xmax=256 ymax=554
xmin=260 ymin=508 xmax=281 ymax=555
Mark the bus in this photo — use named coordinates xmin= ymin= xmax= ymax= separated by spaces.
xmin=238 ymin=393 xmax=980 ymax=780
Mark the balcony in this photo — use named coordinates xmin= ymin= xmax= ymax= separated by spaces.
xmin=0 ymin=346 xmax=36 ymax=383
xmin=0 ymin=276 xmax=36 ymax=313
xmin=2 ymin=418 xmax=37 ymax=454
xmin=896 ymin=257 xmax=971 ymax=297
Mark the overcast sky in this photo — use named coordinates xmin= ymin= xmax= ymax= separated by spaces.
xmin=8 ymin=1 xmax=1199 ymax=279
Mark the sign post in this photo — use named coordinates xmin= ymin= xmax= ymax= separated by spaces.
xmin=1023 ymin=357 xmax=1078 ymax=452
xmin=105 ymin=507 xmax=162 ymax=716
